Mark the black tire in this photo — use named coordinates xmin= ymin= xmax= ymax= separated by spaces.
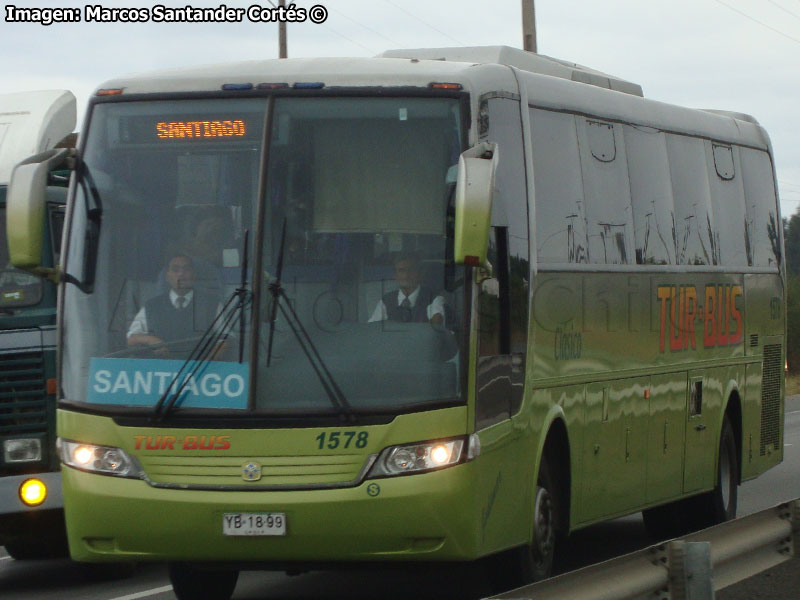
xmin=4 ymin=540 xmax=45 ymax=560
xmin=487 ymin=455 xmax=560 ymax=593
xmin=169 ymin=562 xmax=239 ymax=600
xmin=525 ymin=456 xmax=559 ymax=580
xmin=4 ymin=536 xmax=68 ymax=560
xmin=691 ymin=415 xmax=738 ymax=530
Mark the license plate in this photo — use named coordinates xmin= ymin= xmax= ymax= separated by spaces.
xmin=222 ymin=512 xmax=287 ymax=536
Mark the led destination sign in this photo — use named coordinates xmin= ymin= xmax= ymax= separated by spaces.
xmin=115 ymin=113 xmax=258 ymax=144
xmin=156 ymin=119 xmax=247 ymax=140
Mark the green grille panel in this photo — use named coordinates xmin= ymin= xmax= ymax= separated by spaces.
xmin=759 ymin=344 xmax=782 ymax=456
xmin=0 ymin=351 xmax=46 ymax=434
xmin=138 ymin=453 xmax=368 ymax=487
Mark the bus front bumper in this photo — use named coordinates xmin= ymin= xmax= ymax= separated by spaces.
xmin=62 ymin=462 xmax=481 ymax=564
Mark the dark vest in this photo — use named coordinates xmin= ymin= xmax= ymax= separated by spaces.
xmin=145 ymin=292 xmax=218 ymax=349
xmin=383 ymin=287 xmax=436 ymax=323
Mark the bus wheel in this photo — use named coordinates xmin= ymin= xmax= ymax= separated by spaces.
xmin=526 ymin=456 xmax=558 ymax=580
xmin=168 ymin=563 xmax=239 ymax=600
xmin=488 ymin=455 xmax=559 ymax=592
xmin=692 ymin=415 xmax=738 ymax=529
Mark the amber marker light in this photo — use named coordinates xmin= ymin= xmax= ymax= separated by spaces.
xmin=19 ymin=478 xmax=47 ymax=507
xmin=96 ymin=88 xmax=123 ymax=96
xmin=429 ymin=82 xmax=463 ymax=90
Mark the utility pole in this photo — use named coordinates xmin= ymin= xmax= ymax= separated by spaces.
xmin=522 ymin=0 xmax=537 ymax=53
xmin=279 ymin=0 xmax=287 ymax=58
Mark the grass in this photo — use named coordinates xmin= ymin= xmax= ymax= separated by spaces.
xmin=786 ymin=373 xmax=800 ymax=397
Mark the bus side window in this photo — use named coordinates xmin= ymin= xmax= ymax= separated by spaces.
xmin=476 ymin=226 xmax=514 ymax=430
xmin=623 ymin=125 xmax=675 ymax=265
xmin=478 ymin=228 xmax=499 ymax=356
xmin=480 ymin=97 xmax=530 ymax=425
xmin=530 ymin=108 xmax=588 ymax=264
xmin=706 ymin=142 xmax=748 ymax=267
xmin=577 ymin=118 xmax=634 ymax=265
xmin=487 ymin=98 xmax=529 ymax=358
xmin=478 ymin=227 xmax=510 ymax=357
xmin=740 ymin=148 xmax=781 ymax=268
xmin=666 ymin=135 xmax=717 ymax=266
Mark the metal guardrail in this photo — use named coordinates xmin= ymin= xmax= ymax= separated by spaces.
xmin=488 ymin=499 xmax=799 ymax=600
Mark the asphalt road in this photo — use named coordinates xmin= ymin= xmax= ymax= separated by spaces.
xmin=3 ymin=396 xmax=799 ymax=600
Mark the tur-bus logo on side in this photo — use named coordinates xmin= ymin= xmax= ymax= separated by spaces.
xmin=657 ymin=284 xmax=743 ymax=352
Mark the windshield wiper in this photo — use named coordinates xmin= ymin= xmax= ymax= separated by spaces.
xmin=61 ymin=159 xmax=103 ymax=293
xmin=237 ymin=230 xmax=250 ymax=363
xmin=151 ymin=287 xmax=249 ymax=422
xmin=152 ymin=231 xmax=252 ymax=422
xmin=264 ymin=220 xmax=353 ymax=419
xmin=265 ymin=219 xmax=286 ymax=368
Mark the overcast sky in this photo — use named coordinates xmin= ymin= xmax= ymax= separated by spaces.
xmin=2 ymin=0 xmax=799 ymax=217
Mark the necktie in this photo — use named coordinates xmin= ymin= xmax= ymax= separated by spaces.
xmin=399 ymin=296 xmax=412 ymax=322
xmin=176 ymin=297 xmax=186 ymax=309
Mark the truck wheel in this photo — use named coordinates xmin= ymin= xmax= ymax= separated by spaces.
xmin=4 ymin=536 xmax=67 ymax=560
xmin=4 ymin=540 xmax=45 ymax=560
xmin=169 ymin=563 xmax=239 ymax=600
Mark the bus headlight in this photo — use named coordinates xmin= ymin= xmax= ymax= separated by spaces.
xmin=3 ymin=438 xmax=42 ymax=463
xmin=19 ymin=478 xmax=47 ymax=506
xmin=58 ymin=439 xmax=143 ymax=479
xmin=367 ymin=434 xmax=480 ymax=478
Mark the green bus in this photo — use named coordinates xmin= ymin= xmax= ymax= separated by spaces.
xmin=5 ymin=47 xmax=785 ymax=597
xmin=0 ymin=90 xmax=75 ymax=559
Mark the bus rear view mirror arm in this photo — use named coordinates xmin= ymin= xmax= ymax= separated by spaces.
xmin=454 ymin=141 xmax=498 ymax=273
xmin=7 ymin=147 xmax=74 ymax=283
xmin=8 ymin=148 xmax=101 ymax=293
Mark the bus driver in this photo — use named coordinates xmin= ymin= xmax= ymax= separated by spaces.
xmin=127 ymin=252 xmax=222 ymax=357
xmin=368 ymin=253 xmax=445 ymax=326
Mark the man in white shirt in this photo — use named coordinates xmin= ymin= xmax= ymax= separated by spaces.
xmin=127 ymin=253 xmax=222 ymax=357
xmin=368 ymin=253 xmax=445 ymax=326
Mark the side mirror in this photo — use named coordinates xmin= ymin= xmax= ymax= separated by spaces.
xmin=454 ymin=142 xmax=498 ymax=271
xmin=6 ymin=148 xmax=71 ymax=281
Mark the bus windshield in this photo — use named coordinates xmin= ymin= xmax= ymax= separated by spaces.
xmin=0 ymin=203 xmax=43 ymax=308
xmin=62 ymin=96 xmax=465 ymax=416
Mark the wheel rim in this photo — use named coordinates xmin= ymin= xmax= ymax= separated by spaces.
xmin=720 ymin=439 xmax=732 ymax=510
xmin=532 ymin=486 xmax=555 ymax=563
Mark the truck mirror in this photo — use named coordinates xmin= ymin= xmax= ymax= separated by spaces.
xmin=453 ymin=142 xmax=498 ymax=271
xmin=7 ymin=147 xmax=71 ymax=280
